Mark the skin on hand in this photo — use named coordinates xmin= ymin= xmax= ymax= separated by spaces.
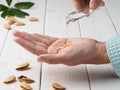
xmin=72 ymin=0 xmax=105 ymax=14
xmin=13 ymin=30 xmax=109 ymax=66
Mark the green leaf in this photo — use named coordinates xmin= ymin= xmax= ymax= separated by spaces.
xmin=0 ymin=4 xmax=8 ymax=11
xmin=14 ymin=2 xmax=34 ymax=9
xmin=10 ymin=8 xmax=29 ymax=18
xmin=6 ymin=0 xmax=12 ymax=6
xmin=1 ymin=10 xmax=14 ymax=18
xmin=1 ymin=10 xmax=8 ymax=18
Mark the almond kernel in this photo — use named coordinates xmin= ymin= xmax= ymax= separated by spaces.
xmin=20 ymin=82 xmax=32 ymax=90
xmin=8 ymin=20 xmax=16 ymax=25
xmin=5 ymin=16 xmax=17 ymax=22
xmin=18 ymin=75 xmax=34 ymax=83
xmin=16 ymin=62 xmax=29 ymax=70
xmin=29 ymin=17 xmax=39 ymax=22
xmin=4 ymin=23 xmax=11 ymax=30
xmin=3 ymin=75 xmax=16 ymax=83
xmin=52 ymin=82 xmax=65 ymax=90
xmin=15 ymin=22 xmax=25 ymax=26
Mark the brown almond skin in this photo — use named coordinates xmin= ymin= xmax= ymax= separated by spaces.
xmin=16 ymin=62 xmax=29 ymax=70
xmin=3 ymin=75 xmax=16 ymax=83
xmin=18 ymin=75 xmax=34 ymax=83
xmin=52 ymin=82 xmax=65 ymax=90
xmin=4 ymin=23 xmax=11 ymax=30
xmin=15 ymin=22 xmax=25 ymax=26
xmin=29 ymin=17 xmax=39 ymax=22
xmin=20 ymin=82 xmax=32 ymax=90
xmin=5 ymin=16 xmax=16 ymax=21
xmin=8 ymin=20 xmax=16 ymax=25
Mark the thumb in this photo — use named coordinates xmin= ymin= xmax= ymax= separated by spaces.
xmin=90 ymin=0 xmax=104 ymax=10
xmin=37 ymin=54 xmax=65 ymax=64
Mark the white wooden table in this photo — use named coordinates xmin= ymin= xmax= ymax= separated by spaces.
xmin=0 ymin=0 xmax=120 ymax=90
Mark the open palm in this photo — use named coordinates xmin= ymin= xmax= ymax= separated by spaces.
xmin=13 ymin=31 xmax=108 ymax=65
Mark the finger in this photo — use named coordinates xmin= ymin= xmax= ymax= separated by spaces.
xmin=13 ymin=30 xmax=35 ymax=44
xmin=14 ymin=37 xmax=47 ymax=55
xmin=13 ymin=31 xmax=48 ymax=49
xmin=34 ymin=44 xmax=48 ymax=55
xmin=32 ymin=33 xmax=58 ymax=45
xmin=72 ymin=0 xmax=86 ymax=12
xmin=84 ymin=0 xmax=90 ymax=5
xmin=90 ymin=0 xmax=103 ymax=10
xmin=13 ymin=30 xmax=22 ymax=36
xmin=13 ymin=37 xmax=36 ymax=54
xmin=33 ymin=33 xmax=57 ymax=41
xmin=100 ymin=1 xmax=105 ymax=6
xmin=37 ymin=54 xmax=65 ymax=64
xmin=82 ymin=0 xmax=90 ymax=14
xmin=82 ymin=6 xmax=89 ymax=14
xmin=36 ymin=42 xmax=48 ymax=49
xmin=32 ymin=33 xmax=52 ymax=46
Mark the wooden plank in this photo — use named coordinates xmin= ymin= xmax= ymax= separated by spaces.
xmin=105 ymin=0 xmax=120 ymax=33
xmin=42 ymin=64 xmax=90 ymax=90
xmin=79 ymin=7 xmax=116 ymax=40
xmin=86 ymin=64 xmax=120 ymax=90
xmin=44 ymin=0 xmax=81 ymax=38
xmin=41 ymin=0 xmax=90 ymax=90
xmin=0 ymin=18 xmax=8 ymax=54
xmin=0 ymin=0 xmax=46 ymax=90
xmin=79 ymin=5 xmax=120 ymax=90
xmin=0 ymin=1 xmax=9 ymax=54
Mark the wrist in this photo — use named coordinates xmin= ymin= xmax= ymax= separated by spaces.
xmin=96 ymin=42 xmax=110 ymax=64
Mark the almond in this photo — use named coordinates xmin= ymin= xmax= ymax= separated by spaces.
xmin=15 ymin=21 xmax=25 ymax=26
xmin=18 ymin=75 xmax=34 ymax=83
xmin=52 ymin=82 xmax=65 ymax=90
xmin=16 ymin=62 xmax=29 ymax=70
xmin=3 ymin=75 xmax=16 ymax=83
xmin=8 ymin=20 xmax=16 ymax=25
xmin=5 ymin=16 xmax=17 ymax=22
xmin=4 ymin=23 xmax=11 ymax=30
xmin=29 ymin=17 xmax=39 ymax=22
xmin=20 ymin=82 xmax=32 ymax=90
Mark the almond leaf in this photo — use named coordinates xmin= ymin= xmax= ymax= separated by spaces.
xmin=14 ymin=2 xmax=34 ymax=9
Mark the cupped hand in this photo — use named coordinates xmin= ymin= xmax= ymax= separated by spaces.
xmin=72 ymin=0 xmax=105 ymax=14
xmin=13 ymin=31 xmax=109 ymax=66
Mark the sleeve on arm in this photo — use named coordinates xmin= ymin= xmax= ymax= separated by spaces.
xmin=106 ymin=34 xmax=120 ymax=77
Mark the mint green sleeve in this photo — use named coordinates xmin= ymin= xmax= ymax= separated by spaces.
xmin=106 ymin=34 xmax=120 ymax=77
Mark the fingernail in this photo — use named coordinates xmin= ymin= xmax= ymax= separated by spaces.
xmin=93 ymin=0 xmax=99 ymax=6
xmin=37 ymin=57 xmax=43 ymax=62
xmin=90 ymin=1 xmax=99 ymax=10
xmin=83 ymin=7 xmax=89 ymax=15
xmin=100 ymin=1 xmax=105 ymax=6
xmin=12 ymin=30 xmax=19 ymax=36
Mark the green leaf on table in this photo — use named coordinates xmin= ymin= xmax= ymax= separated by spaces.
xmin=6 ymin=0 xmax=12 ymax=6
xmin=14 ymin=2 xmax=34 ymax=9
xmin=1 ymin=10 xmax=8 ymax=18
xmin=1 ymin=10 xmax=14 ymax=18
xmin=10 ymin=8 xmax=29 ymax=18
xmin=0 ymin=1 xmax=34 ymax=18
xmin=0 ymin=4 xmax=8 ymax=11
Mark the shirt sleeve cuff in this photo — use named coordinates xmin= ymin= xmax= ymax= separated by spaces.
xmin=106 ymin=34 xmax=120 ymax=77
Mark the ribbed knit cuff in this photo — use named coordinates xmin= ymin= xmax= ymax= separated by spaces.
xmin=106 ymin=34 xmax=120 ymax=77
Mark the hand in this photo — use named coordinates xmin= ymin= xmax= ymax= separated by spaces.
xmin=13 ymin=31 xmax=109 ymax=66
xmin=72 ymin=0 xmax=105 ymax=14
